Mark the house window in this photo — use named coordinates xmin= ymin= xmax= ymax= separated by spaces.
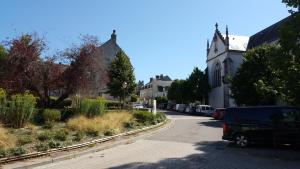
xmin=213 ymin=62 xmax=221 ymax=88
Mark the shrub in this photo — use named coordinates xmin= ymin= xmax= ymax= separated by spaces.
xmin=35 ymin=142 xmax=49 ymax=152
xmin=17 ymin=135 xmax=33 ymax=145
xmin=104 ymin=128 xmax=117 ymax=136
xmin=6 ymin=91 xmax=37 ymax=128
xmin=0 ymin=148 xmax=7 ymax=158
xmin=72 ymin=97 xmax=106 ymax=117
xmin=0 ymin=88 xmax=7 ymax=123
xmin=73 ymin=132 xmax=84 ymax=142
xmin=106 ymin=101 xmax=122 ymax=110
xmin=9 ymin=147 xmax=26 ymax=156
xmin=124 ymin=120 xmax=138 ymax=129
xmin=37 ymin=131 xmax=53 ymax=141
xmin=60 ymin=108 xmax=76 ymax=121
xmin=43 ymin=109 xmax=61 ymax=124
xmin=130 ymin=94 xmax=138 ymax=102
xmin=155 ymin=112 xmax=166 ymax=123
xmin=86 ymin=129 xmax=99 ymax=137
xmin=133 ymin=111 xmax=156 ymax=125
xmin=53 ymin=129 xmax=68 ymax=141
xmin=48 ymin=140 xmax=61 ymax=149
xmin=0 ymin=127 xmax=16 ymax=149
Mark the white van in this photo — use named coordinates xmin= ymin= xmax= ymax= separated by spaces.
xmin=195 ymin=105 xmax=215 ymax=116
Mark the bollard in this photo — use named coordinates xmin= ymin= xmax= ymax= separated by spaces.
xmin=153 ymin=100 xmax=157 ymax=115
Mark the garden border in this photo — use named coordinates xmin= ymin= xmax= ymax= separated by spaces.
xmin=0 ymin=119 xmax=168 ymax=164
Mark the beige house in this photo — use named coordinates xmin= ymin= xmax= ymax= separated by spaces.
xmin=140 ymin=75 xmax=172 ymax=104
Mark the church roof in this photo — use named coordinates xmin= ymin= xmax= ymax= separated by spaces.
xmin=222 ymin=34 xmax=249 ymax=51
xmin=247 ymin=16 xmax=290 ymax=50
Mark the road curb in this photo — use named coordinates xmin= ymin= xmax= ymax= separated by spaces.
xmin=0 ymin=119 xmax=169 ymax=165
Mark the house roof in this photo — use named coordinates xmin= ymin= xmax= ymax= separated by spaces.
xmin=247 ymin=16 xmax=290 ymax=50
xmin=222 ymin=34 xmax=249 ymax=51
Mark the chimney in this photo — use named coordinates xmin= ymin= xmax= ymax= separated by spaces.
xmin=111 ymin=30 xmax=116 ymax=43
xmin=150 ymin=78 xmax=153 ymax=82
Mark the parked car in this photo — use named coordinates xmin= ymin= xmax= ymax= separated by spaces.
xmin=176 ymin=104 xmax=186 ymax=112
xmin=223 ymin=106 xmax=300 ymax=147
xmin=212 ymin=108 xmax=226 ymax=120
xmin=132 ymin=103 xmax=144 ymax=109
xmin=195 ymin=105 xmax=215 ymax=116
xmin=167 ymin=103 xmax=175 ymax=110
xmin=185 ymin=105 xmax=196 ymax=114
xmin=158 ymin=103 xmax=167 ymax=110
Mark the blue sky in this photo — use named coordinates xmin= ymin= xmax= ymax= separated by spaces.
xmin=1 ymin=0 xmax=290 ymax=83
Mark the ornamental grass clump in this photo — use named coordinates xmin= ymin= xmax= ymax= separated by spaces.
xmin=0 ymin=126 xmax=16 ymax=150
xmin=67 ymin=111 xmax=132 ymax=135
xmin=4 ymin=91 xmax=37 ymax=128
xmin=72 ymin=97 xmax=106 ymax=117
xmin=43 ymin=109 xmax=61 ymax=127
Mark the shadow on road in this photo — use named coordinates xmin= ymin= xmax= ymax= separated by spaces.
xmin=109 ymin=140 xmax=300 ymax=169
xmin=198 ymin=120 xmax=223 ymax=128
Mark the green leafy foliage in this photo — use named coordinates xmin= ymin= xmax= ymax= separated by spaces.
xmin=133 ymin=111 xmax=166 ymax=126
xmin=231 ymin=45 xmax=281 ymax=106
xmin=37 ymin=131 xmax=54 ymax=141
xmin=167 ymin=67 xmax=209 ymax=103
xmin=17 ymin=135 xmax=33 ymax=145
xmin=8 ymin=147 xmax=26 ymax=156
xmin=155 ymin=96 xmax=168 ymax=104
xmin=130 ymin=94 xmax=138 ymax=102
xmin=35 ymin=142 xmax=49 ymax=152
xmin=106 ymin=50 xmax=136 ymax=103
xmin=1 ymin=91 xmax=37 ymax=128
xmin=53 ymin=129 xmax=68 ymax=141
xmin=0 ymin=148 xmax=7 ymax=158
xmin=43 ymin=109 xmax=61 ymax=124
xmin=72 ymin=97 xmax=106 ymax=117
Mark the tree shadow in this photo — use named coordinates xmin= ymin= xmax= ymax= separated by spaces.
xmin=198 ymin=120 xmax=223 ymax=128
xmin=109 ymin=140 xmax=300 ymax=169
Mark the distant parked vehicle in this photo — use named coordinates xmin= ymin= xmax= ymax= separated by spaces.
xmin=132 ymin=103 xmax=144 ymax=109
xmin=185 ymin=105 xmax=196 ymax=114
xmin=176 ymin=104 xmax=186 ymax=112
xmin=223 ymin=106 xmax=300 ymax=147
xmin=195 ymin=105 xmax=215 ymax=116
xmin=167 ymin=103 xmax=175 ymax=110
xmin=212 ymin=108 xmax=226 ymax=120
xmin=158 ymin=103 xmax=167 ymax=110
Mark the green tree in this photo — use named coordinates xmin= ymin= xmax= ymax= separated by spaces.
xmin=107 ymin=50 xmax=136 ymax=105
xmin=0 ymin=45 xmax=7 ymax=83
xmin=155 ymin=96 xmax=168 ymax=104
xmin=230 ymin=45 xmax=281 ymax=106
xmin=277 ymin=0 xmax=300 ymax=105
xmin=186 ymin=67 xmax=210 ymax=103
xmin=167 ymin=79 xmax=185 ymax=103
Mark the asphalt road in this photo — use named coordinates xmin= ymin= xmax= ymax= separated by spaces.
xmin=6 ymin=111 xmax=300 ymax=169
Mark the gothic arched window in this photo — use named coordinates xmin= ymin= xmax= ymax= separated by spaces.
xmin=223 ymin=58 xmax=233 ymax=76
xmin=213 ymin=62 xmax=222 ymax=88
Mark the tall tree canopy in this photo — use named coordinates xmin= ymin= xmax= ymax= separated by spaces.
xmin=0 ymin=34 xmax=100 ymax=107
xmin=106 ymin=50 xmax=136 ymax=102
xmin=167 ymin=67 xmax=210 ymax=104
xmin=230 ymin=45 xmax=281 ymax=106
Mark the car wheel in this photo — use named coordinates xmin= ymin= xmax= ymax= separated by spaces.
xmin=235 ymin=134 xmax=249 ymax=147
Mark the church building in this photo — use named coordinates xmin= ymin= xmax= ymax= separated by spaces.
xmin=207 ymin=16 xmax=289 ymax=108
xmin=206 ymin=24 xmax=249 ymax=108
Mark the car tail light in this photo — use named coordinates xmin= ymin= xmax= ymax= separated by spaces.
xmin=223 ymin=123 xmax=229 ymax=134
